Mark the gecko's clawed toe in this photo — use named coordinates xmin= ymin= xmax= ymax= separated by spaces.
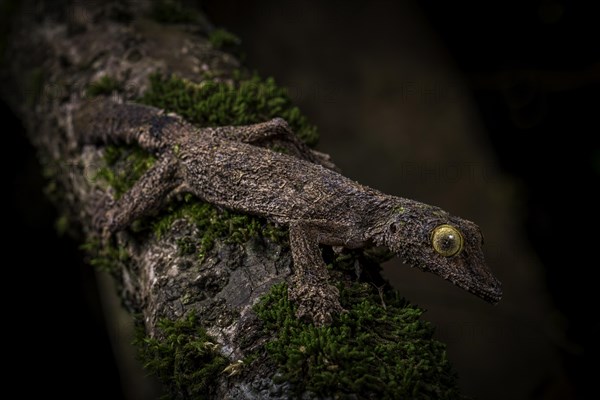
xmin=289 ymin=280 xmax=344 ymax=327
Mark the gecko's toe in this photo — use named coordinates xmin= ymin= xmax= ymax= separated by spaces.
xmin=295 ymin=302 xmax=343 ymax=327
xmin=289 ymin=281 xmax=344 ymax=327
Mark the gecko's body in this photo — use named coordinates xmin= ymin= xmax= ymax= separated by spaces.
xmin=75 ymin=98 xmax=502 ymax=324
xmin=184 ymin=131 xmax=377 ymax=232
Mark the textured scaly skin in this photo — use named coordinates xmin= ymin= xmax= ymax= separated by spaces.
xmin=74 ymin=98 xmax=502 ymax=325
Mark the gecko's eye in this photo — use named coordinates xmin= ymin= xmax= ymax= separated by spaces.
xmin=431 ymin=225 xmax=463 ymax=257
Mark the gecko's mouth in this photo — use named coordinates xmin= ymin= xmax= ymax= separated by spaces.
xmin=429 ymin=262 xmax=503 ymax=304
xmin=461 ymin=280 xmax=503 ymax=304
xmin=397 ymin=252 xmax=502 ymax=304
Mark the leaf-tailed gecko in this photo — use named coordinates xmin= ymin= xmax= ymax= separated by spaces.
xmin=74 ymin=98 xmax=502 ymax=325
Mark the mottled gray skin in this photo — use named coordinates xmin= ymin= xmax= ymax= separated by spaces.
xmin=74 ymin=98 xmax=502 ymax=325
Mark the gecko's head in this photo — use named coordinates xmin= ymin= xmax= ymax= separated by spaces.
xmin=383 ymin=203 xmax=502 ymax=304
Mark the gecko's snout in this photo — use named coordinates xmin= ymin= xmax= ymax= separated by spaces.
xmin=473 ymin=277 xmax=503 ymax=304
xmin=434 ymin=221 xmax=503 ymax=305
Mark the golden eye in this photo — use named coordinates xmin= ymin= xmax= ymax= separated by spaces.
xmin=431 ymin=225 xmax=463 ymax=257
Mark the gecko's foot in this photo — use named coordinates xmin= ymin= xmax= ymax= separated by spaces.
xmin=288 ymin=279 xmax=344 ymax=326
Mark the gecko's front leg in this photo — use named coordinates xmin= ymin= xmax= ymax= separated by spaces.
xmin=97 ymin=156 xmax=182 ymax=236
xmin=288 ymin=222 xmax=344 ymax=326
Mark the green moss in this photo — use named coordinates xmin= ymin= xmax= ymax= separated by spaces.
xmin=255 ymin=283 xmax=461 ymax=399
xmin=208 ymin=28 xmax=241 ymax=51
xmin=176 ymin=236 xmax=197 ymax=256
xmin=151 ymin=0 xmax=198 ymax=24
xmin=140 ymin=72 xmax=318 ymax=147
xmin=87 ymin=76 xmax=123 ymax=97
xmin=94 ymin=145 xmax=156 ymax=198
xmin=134 ymin=312 xmax=227 ymax=399
xmin=54 ymin=214 xmax=69 ymax=236
xmin=153 ymin=195 xmax=287 ymax=259
xmin=81 ymin=239 xmax=130 ymax=274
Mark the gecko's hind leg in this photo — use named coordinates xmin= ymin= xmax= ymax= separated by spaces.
xmin=97 ymin=156 xmax=181 ymax=236
xmin=214 ymin=119 xmax=338 ymax=170
xmin=288 ymin=222 xmax=344 ymax=326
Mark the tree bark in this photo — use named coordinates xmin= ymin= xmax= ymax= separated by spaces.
xmin=1 ymin=1 xmax=462 ymax=399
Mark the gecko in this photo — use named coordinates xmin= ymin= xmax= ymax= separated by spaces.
xmin=74 ymin=98 xmax=502 ymax=325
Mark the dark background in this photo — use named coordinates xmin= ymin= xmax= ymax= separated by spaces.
xmin=4 ymin=1 xmax=598 ymax=399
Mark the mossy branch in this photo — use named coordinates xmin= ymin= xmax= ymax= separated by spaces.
xmin=1 ymin=1 xmax=463 ymax=398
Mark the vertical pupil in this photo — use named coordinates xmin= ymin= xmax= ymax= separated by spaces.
xmin=442 ymin=234 xmax=455 ymax=250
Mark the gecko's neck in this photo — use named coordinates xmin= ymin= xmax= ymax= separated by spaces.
xmin=362 ymin=195 xmax=407 ymax=248
xmin=363 ymin=194 xmax=435 ymax=252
